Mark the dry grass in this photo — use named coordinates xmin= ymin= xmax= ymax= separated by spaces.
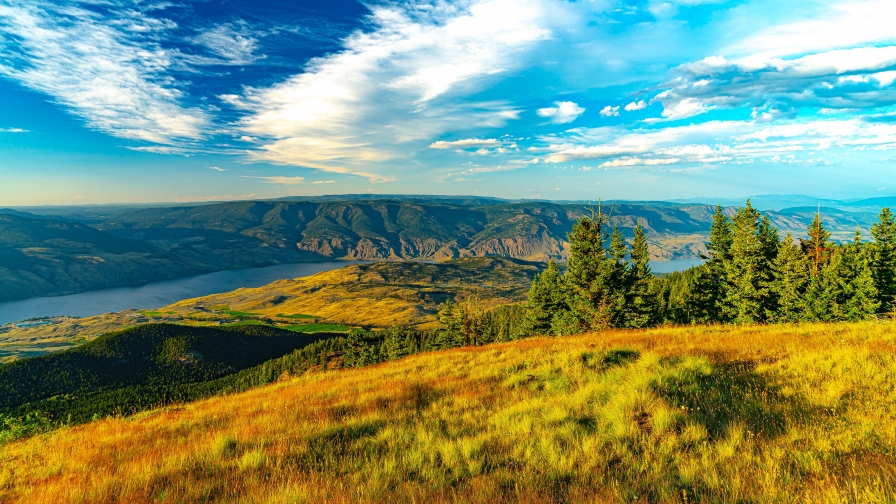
xmin=2 ymin=321 xmax=896 ymax=503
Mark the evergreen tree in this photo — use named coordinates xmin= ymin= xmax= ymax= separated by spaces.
xmin=870 ymin=207 xmax=896 ymax=315
xmin=703 ymin=204 xmax=733 ymax=320
xmin=804 ymin=252 xmax=841 ymax=322
xmin=626 ymin=223 xmax=658 ymax=328
xmin=801 ymin=211 xmax=832 ymax=277
xmin=524 ymin=259 xmax=567 ymax=336
xmin=767 ymin=233 xmax=809 ymax=323
xmin=606 ymin=226 xmax=631 ymax=328
xmin=383 ymin=322 xmax=417 ymax=360
xmin=838 ymin=229 xmax=880 ymax=321
xmin=564 ymin=204 xmax=612 ymax=331
xmin=723 ymin=201 xmax=769 ymax=324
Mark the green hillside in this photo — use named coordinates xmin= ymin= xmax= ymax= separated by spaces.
xmin=0 ymin=324 xmax=339 ymax=424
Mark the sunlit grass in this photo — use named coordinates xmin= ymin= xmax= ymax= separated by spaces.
xmin=2 ymin=321 xmax=895 ymax=503
xmin=277 ymin=313 xmax=319 ymax=319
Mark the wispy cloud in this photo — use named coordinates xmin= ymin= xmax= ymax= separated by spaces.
xmin=190 ymin=22 xmax=261 ymax=65
xmin=0 ymin=1 xmax=207 ymax=144
xmin=0 ymin=127 xmax=27 ymax=133
xmin=543 ymin=117 xmax=896 ymax=166
xmin=227 ymin=0 xmax=551 ymax=180
xmin=174 ymin=193 xmax=257 ymax=202
xmin=209 ymin=166 xmax=226 ymax=172
xmin=240 ymin=175 xmax=305 ymax=185
xmin=429 ymin=138 xmax=501 ymax=149
xmin=537 ymin=101 xmax=585 ymax=123
xmin=312 ymin=180 xmax=335 ymax=184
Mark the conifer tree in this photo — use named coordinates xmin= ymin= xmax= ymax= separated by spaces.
xmin=801 ymin=210 xmax=832 ymax=277
xmin=723 ymin=200 xmax=769 ymax=324
xmin=524 ymin=259 xmax=567 ymax=336
xmin=767 ymin=233 xmax=808 ymax=323
xmin=564 ymin=204 xmax=613 ymax=331
xmin=870 ymin=207 xmax=896 ymax=314
xmin=704 ymin=204 xmax=733 ymax=319
xmin=606 ymin=226 xmax=631 ymax=327
xmin=804 ymin=252 xmax=841 ymax=322
xmin=838 ymin=228 xmax=880 ymax=321
xmin=626 ymin=223 xmax=658 ymax=327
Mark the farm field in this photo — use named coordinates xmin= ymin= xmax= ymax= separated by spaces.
xmin=2 ymin=321 xmax=894 ymax=503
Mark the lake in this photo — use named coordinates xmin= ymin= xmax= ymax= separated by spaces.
xmin=0 ymin=261 xmax=356 ymax=325
xmin=650 ymin=258 xmax=705 ymax=274
xmin=0 ymin=257 xmax=704 ymax=325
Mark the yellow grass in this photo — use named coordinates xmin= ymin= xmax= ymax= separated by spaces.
xmin=2 ymin=321 xmax=896 ymax=503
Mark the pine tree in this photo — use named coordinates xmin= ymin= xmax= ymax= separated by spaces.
xmin=767 ymin=233 xmax=809 ymax=323
xmin=838 ymin=228 xmax=880 ymax=321
xmin=801 ymin=210 xmax=832 ymax=277
xmin=703 ymin=204 xmax=733 ymax=320
xmin=723 ymin=201 xmax=769 ymax=324
xmin=626 ymin=223 xmax=658 ymax=328
xmin=606 ymin=226 xmax=631 ymax=328
xmin=870 ymin=207 xmax=896 ymax=315
xmin=564 ymin=204 xmax=612 ymax=331
xmin=804 ymin=251 xmax=841 ymax=322
xmin=524 ymin=259 xmax=567 ymax=336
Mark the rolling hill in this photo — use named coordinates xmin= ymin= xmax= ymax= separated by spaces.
xmin=0 ymin=324 xmax=339 ymax=423
xmin=1 ymin=321 xmax=893 ymax=502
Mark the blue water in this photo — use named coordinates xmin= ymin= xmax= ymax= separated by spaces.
xmin=650 ymin=258 xmax=705 ymax=274
xmin=0 ymin=262 xmax=356 ymax=325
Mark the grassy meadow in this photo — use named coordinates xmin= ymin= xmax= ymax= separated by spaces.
xmin=1 ymin=321 xmax=895 ymax=503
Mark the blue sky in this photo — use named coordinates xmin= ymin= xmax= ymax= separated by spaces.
xmin=1 ymin=0 xmax=895 ymax=205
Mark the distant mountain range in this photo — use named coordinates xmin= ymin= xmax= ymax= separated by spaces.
xmin=0 ymin=195 xmax=891 ymax=303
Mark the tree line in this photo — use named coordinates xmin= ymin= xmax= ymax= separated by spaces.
xmin=526 ymin=202 xmax=896 ymax=333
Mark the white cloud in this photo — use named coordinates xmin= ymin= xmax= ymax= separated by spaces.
xmin=313 ymin=180 xmax=335 ymax=184
xmin=537 ymin=101 xmax=586 ymax=123
xmin=241 ymin=176 xmax=305 ymax=185
xmin=599 ymin=157 xmax=682 ymax=168
xmin=0 ymin=127 xmax=27 ymax=133
xmin=209 ymin=166 xmax=226 ymax=172
xmin=191 ymin=23 xmax=260 ymax=65
xmin=599 ymin=105 xmax=620 ymax=117
xmin=429 ymin=138 xmax=501 ymax=149
xmin=729 ymin=0 xmax=896 ymax=61
xmin=0 ymin=2 xmax=207 ymax=144
xmin=543 ymin=117 xmax=896 ymax=168
xmin=232 ymin=0 xmax=551 ymax=180
xmin=650 ymin=1 xmax=896 ymax=122
xmin=624 ymin=100 xmax=647 ymax=111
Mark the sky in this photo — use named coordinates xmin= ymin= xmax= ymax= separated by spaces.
xmin=1 ymin=0 xmax=895 ymax=205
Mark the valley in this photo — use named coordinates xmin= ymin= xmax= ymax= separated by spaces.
xmin=1 ymin=196 xmax=884 ymax=303
xmin=0 ymin=257 xmax=543 ymax=362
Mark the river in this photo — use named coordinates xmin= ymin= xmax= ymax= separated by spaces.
xmin=0 ymin=261 xmax=356 ymax=325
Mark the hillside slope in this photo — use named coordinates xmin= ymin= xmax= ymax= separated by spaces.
xmin=164 ymin=257 xmax=543 ymax=329
xmin=0 ymin=213 xmax=324 ymax=303
xmin=0 ymin=324 xmax=336 ymax=421
xmin=2 ymin=322 xmax=894 ymax=503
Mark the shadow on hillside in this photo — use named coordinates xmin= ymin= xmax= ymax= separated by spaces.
xmin=653 ymin=359 xmax=817 ymax=441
